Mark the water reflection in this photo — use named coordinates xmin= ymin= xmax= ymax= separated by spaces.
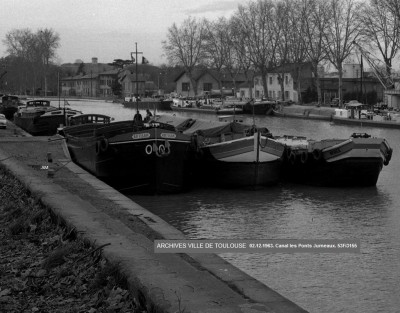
xmin=131 ymin=184 xmax=393 ymax=239
xmin=132 ymin=183 xmax=399 ymax=313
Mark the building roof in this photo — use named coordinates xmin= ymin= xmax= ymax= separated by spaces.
xmin=98 ymin=69 xmax=119 ymax=76
xmin=119 ymin=72 xmax=148 ymax=83
xmin=174 ymin=68 xmax=253 ymax=83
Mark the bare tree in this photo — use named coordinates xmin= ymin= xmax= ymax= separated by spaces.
xmin=3 ymin=28 xmax=34 ymax=59
xmin=162 ymin=17 xmax=207 ymax=96
xmin=3 ymin=29 xmax=38 ymax=93
xmin=3 ymin=28 xmax=60 ymax=94
xmin=222 ymin=19 xmax=243 ymax=98
xmin=233 ymin=0 xmax=278 ymax=99
xmin=274 ymin=0 xmax=291 ymax=101
xmin=36 ymin=29 xmax=60 ymax=96
xmin=380 ymin=0 xmax=400 ymax=20
xmin=273 ymin=0 xmax=309 ymax=103
xmin=285 ymin=0 xmax=310 ymax=103
xmin=301 ymin=0 xmax=330 ymax=104
xmin=323 ymin=0 xmax=362 ymax=106
xmin=203 ymin=17 xmax=231 ymax=98
xmin=359 ymin=0 xmax=400 ymax=78
xmin=229 ymin=17 xmax=255 ymax=99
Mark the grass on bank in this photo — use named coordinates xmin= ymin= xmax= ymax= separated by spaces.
xmin=0 ymin=166 xmax=149 ymax=313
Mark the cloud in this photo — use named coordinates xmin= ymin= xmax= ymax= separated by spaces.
xmin=184 ymin=0 xmax=241 ymax=15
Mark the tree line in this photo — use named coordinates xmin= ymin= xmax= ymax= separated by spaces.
xmin=0 ymin=26 xmax=185 ymax=97
xmin=162 ymin=0 xmax=400 ymax=105
xmin=1 ymin=28 xmax=60 ymax=95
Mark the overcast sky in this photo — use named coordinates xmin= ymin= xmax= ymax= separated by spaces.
xmin=0 ymin=0 xmax=245 ymax=65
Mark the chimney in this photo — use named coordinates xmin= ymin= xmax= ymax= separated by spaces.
xmin=91 ymin=57 xmax=99 ymax=74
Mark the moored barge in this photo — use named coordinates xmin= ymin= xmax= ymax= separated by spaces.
xmin=62 ymin=114 xmax=193 ymax=194
xmin=275 ymin=133 xmax=393 ymax=186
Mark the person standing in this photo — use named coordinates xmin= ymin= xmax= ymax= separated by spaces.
xmin=144 ymin=109 xmax=153 ymax=122
xmin=133 ymin=110 xmax=143 ymax=124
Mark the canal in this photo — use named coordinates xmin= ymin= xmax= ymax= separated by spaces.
xmin=65 ymin=99 xmax=399 ymax=313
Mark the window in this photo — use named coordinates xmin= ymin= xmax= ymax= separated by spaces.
xmin=285 ymin=91 xmax=290 ymax=99
xmin=269 ymin=76 xmax=273 ymax=85
xmin=285 ymin=75 xmax=289 ymax=85
xmin=203 ymin=83 xmax=212 ymax=92
xmin=182 ymin=82 xmax=190 ymax=92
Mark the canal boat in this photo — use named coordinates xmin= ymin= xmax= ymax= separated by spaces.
xmin=171 ymin=103 xmax=244 ymax=115
xmin=171 ymin=97 xmax=245 ymax=115
xmin=122 ymin=98 xmax=172 ymax=111
xmin=61 ymin=114 xmax=193 ymax=194
xmin=272 ymin=105 xmax=335 ymax=121
xmin=14 ymin=100 xmax=82 ymax=136
xmin=332 ymin=109 xmax=400 ymax=129
xmin=156 ymin=115 xmax=286 ymax=188
xmin=243 ymin=99 xmax=275 ymax=115
xmin=0 ymin=95 xmax=22 ymax=120
xmin=275 ymin=133 xmax=393 ymax=186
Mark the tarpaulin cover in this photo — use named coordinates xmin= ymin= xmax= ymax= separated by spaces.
xmin=155 ymin=115 xmax=192 ymax=128
xmin=155 ymin=114 xmax=252 ymax=137
xmin=346 ymin=102 xmax=364 ymax=108
xmin=183 ymin=120 xmax=250 ymax=137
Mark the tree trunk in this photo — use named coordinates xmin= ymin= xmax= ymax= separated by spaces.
xmin=261 ymin=68 xmax=268 ymax=99
xmin=296 ymin=65 xmax=302 ymax=104
xmin=278 ymin=73 xmax=285 ymax=101
xmin=244 ymin=71 xmax=253 ymax=99
xmin=338 ymin=63 xmax=343 ymax=107
xmin=313 ymin=62 xmax=322 ymax=105
xmin=187 ymin=73 xmax=197 ymax=97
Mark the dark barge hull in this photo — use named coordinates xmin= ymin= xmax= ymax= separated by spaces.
xmin=195 ymin=157 xmax=282 ymax=188
xmin=0 ymin=106 xmax=18 ymax=120
xmin=282 ymin=156 xmax=383 ymax=187
xmin=332 ymin=116 xmax=400 ymax=129
xmin=14 ymin=115 xmax=68 ymax=136
xmin=65 ymin=122 xmax=192 ymax=194
xmin=243 ymin=101 xmax=275 ymax=115
xmin=122 ymin=100 xmax=172 ymax=111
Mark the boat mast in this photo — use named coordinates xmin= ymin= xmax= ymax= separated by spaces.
xmin=134 ymin=42 xmax=143 ymax=112
xmin=360 ymin=55 xmax=363 ymax=104
xmin=58 ymin=72 xmax=61 ymax=109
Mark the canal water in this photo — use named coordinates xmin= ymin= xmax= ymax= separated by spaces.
xmin=64 ymin=100 xmax=399 ymax=313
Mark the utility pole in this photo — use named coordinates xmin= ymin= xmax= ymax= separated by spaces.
xmin=90 ymin=70 xmax=92 ymax=97
xmin=133 ymin=42 xmax=143 ymax=111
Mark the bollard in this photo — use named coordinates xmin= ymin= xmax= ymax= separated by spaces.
xmin=47 ymin=152 xmax=53 ymax=163
xmin=47 ymin=168 xmax=55 ymax=178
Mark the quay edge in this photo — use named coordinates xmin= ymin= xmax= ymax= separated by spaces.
xmin=0 ymin=125 xmax=309 ymax=313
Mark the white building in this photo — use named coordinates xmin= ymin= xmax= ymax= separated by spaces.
xmin=240 ymin=62 xmax=315 ymax=102
xmin=343 ymin=63 xmax=363 ymax=79
xmin=253 ymin=73 xmax=298 ymax=101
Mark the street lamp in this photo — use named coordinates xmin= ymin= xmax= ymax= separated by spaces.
xmin=158 ymin=73 xmax=161 ymax=94
xmin=90 ymin=70 xmax=92 ymax=97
